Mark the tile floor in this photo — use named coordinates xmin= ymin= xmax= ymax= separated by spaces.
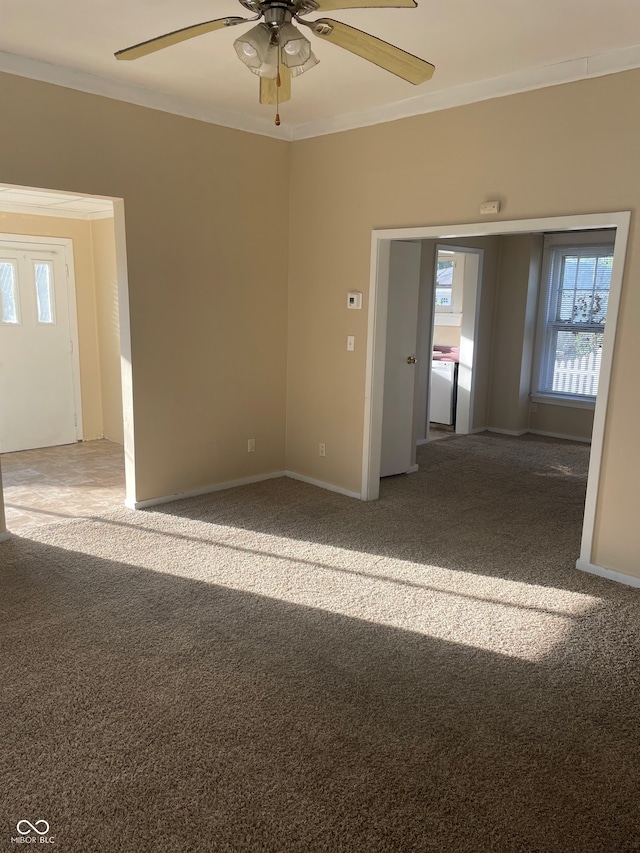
xmin=1 ymin=440 xmax=125 ymax=531
xmin=428 ymin=424 xmax=456 ymax=442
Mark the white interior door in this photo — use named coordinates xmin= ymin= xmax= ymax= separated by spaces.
xmin=0 ymin=243 xmax=79 ymax=453
xmin=380 ymin=240 xmax=421 ymax=477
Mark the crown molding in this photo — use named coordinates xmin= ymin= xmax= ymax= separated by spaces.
xmin=87 ymin=210 xmax=116 ymax=220
xmin=0 ymin=201 xmax=113 ymax=221
xmin=1 ymin=43 xmax=639 ymax=142
xmin=290 ymin=43 xmax=640 ymax=139
xmin=0 ymin=50 xmax=293 ymax=141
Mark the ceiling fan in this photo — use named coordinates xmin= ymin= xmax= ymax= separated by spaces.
xmin=115 ymin=0 xmax=435 ymax=124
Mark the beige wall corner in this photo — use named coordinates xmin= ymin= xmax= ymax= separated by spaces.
xmin=488 ymin=234 xmax=542 ymax=433
xmin=91 ymin=217 xmax=123 ymax=445
xmin=433 ymin=326 xmax=461 ymax=347
xmin=530 ymin=404 xmax=594 ymax=441
xmin=287 ymin=68 xmax=640 ymax=578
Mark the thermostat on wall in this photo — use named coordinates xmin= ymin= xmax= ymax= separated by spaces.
xmin=347 ymin=291 xmax=363 ymax=309
xmin=480 ymin=200 xmax=501 ymax=215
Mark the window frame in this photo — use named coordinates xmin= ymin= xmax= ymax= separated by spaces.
xmin=434 ymin=249 xmax=464 ymax=326
xmin=532 ymin=231 xmax=616 ymax=408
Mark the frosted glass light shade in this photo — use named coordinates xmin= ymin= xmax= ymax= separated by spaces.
xmin=278 ymin=23 xmax=312 ymax=69
xmin=287 ymin=50 xmax=319 ymax=77
xmin=234 ymin=24 xmax=278 ymax=78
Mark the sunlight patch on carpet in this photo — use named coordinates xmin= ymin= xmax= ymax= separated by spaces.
xmin=23 ymin=514 xmax=602 ymax=663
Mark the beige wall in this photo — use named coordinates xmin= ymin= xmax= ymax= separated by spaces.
xmin=0 ymin=71 xmax=289 ymax=504
xmin=1 ymin=66 xmax=639 ymax=578
xmin=0 ymin=212 xmax=104 ymax=439
xmin=433 ymin=325 xmax=461 ymax=347
xmin=91 ymin=217 xmax=123 ymax=445
xmin=530 ymin=403 xmax=594 ymax=440
xmin=488 ymin=234 xmax=541 ymax=434
xmin=288 ymin=68 xmax=640 ymax=577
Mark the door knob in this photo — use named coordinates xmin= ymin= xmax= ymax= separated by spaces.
xmin=406 ymin=356 xmax=417 ymax=364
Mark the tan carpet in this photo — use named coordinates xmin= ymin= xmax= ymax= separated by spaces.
xmin=2 ymin=433 xmax=639 ymax=852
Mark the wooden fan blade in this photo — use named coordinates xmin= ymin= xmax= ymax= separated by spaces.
xmin=309 ymin=19 xmax=434 ymax=83
xmin=314 ymin=0 xmax=416 ymax=10
xmin=259 ymin=67 xmax=292 ymax=105
xmin=115 ymin=17 xmax=247 ymax=60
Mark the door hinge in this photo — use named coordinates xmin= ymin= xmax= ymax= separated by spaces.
xmin=65 ymin=264 xmax=69 ymax=278
xmin=69 ymin=339 xmax=74 ymax=353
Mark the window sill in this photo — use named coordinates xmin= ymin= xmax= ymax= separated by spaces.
xmin=531 ymin=393 xmax=596 ymax=410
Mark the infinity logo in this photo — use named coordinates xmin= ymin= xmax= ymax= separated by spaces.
xmin=16 ymin=820 xmax=50 ymax=836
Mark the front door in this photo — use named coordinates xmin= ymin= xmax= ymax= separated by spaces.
xmin=0 ymin=241 xmax=79 ymax=453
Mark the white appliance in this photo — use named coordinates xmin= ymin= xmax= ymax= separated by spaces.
xmin=430 ymin=360 xmax=457 ymax=425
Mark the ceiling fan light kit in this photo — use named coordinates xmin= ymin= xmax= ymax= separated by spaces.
xmin=115 ymin=0 xmax=435 ymax=124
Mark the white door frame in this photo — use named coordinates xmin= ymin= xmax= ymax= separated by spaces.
xmin=112 ymin=198 xmax=137 ymax=509
xmin=0 ymin=232 xmax=83 ymax=440
xmin=362 ymin=212 xmax=631 ymax=573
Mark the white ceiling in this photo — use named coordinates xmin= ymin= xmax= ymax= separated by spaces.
xmin=1 ymin=0 xmax=640 ymax=139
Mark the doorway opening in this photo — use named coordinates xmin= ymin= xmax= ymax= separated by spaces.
xmin=362 ymin=212 xmax=631 ymax=581
xmin=424 ymin=244 xmax=483 ymax=443
xmin=378 ymin=240 xmax=483 ymax=477
xmin=0 ymin=183 xmax=134 ymax=533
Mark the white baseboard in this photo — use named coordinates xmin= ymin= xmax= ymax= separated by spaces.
xmin=529 ymin=429 xmax=591 ymax=444
xmin=0 ymin=530 xmax=11 ymax=543
xmin=284 ymin=470 xmax=362 ymax=500
xmin=484 ymin=427 xmax=591 ymax=443
xmin=127 ymin=468 xmax=363 ymax=509
xmin=416 ymin=438 xmax=430 ymax=446
xmin=576 ymin=558 xmax=640 ymax=589
xmin=127 ymin=471 xmax=286 ymax=509
xmin=469 ymin=426 xmax=488 ymax=434
xmin=406 ymin=464 xmax=419 ymax=474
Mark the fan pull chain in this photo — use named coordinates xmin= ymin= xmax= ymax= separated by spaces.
xmin=275 ymin=46 xmax=281 ymax=126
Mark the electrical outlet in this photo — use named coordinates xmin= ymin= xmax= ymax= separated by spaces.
xmin=319 ymin=442 xmax=326 ymax=457
xmin=248 ymin=438 xmax=256 ymax=452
